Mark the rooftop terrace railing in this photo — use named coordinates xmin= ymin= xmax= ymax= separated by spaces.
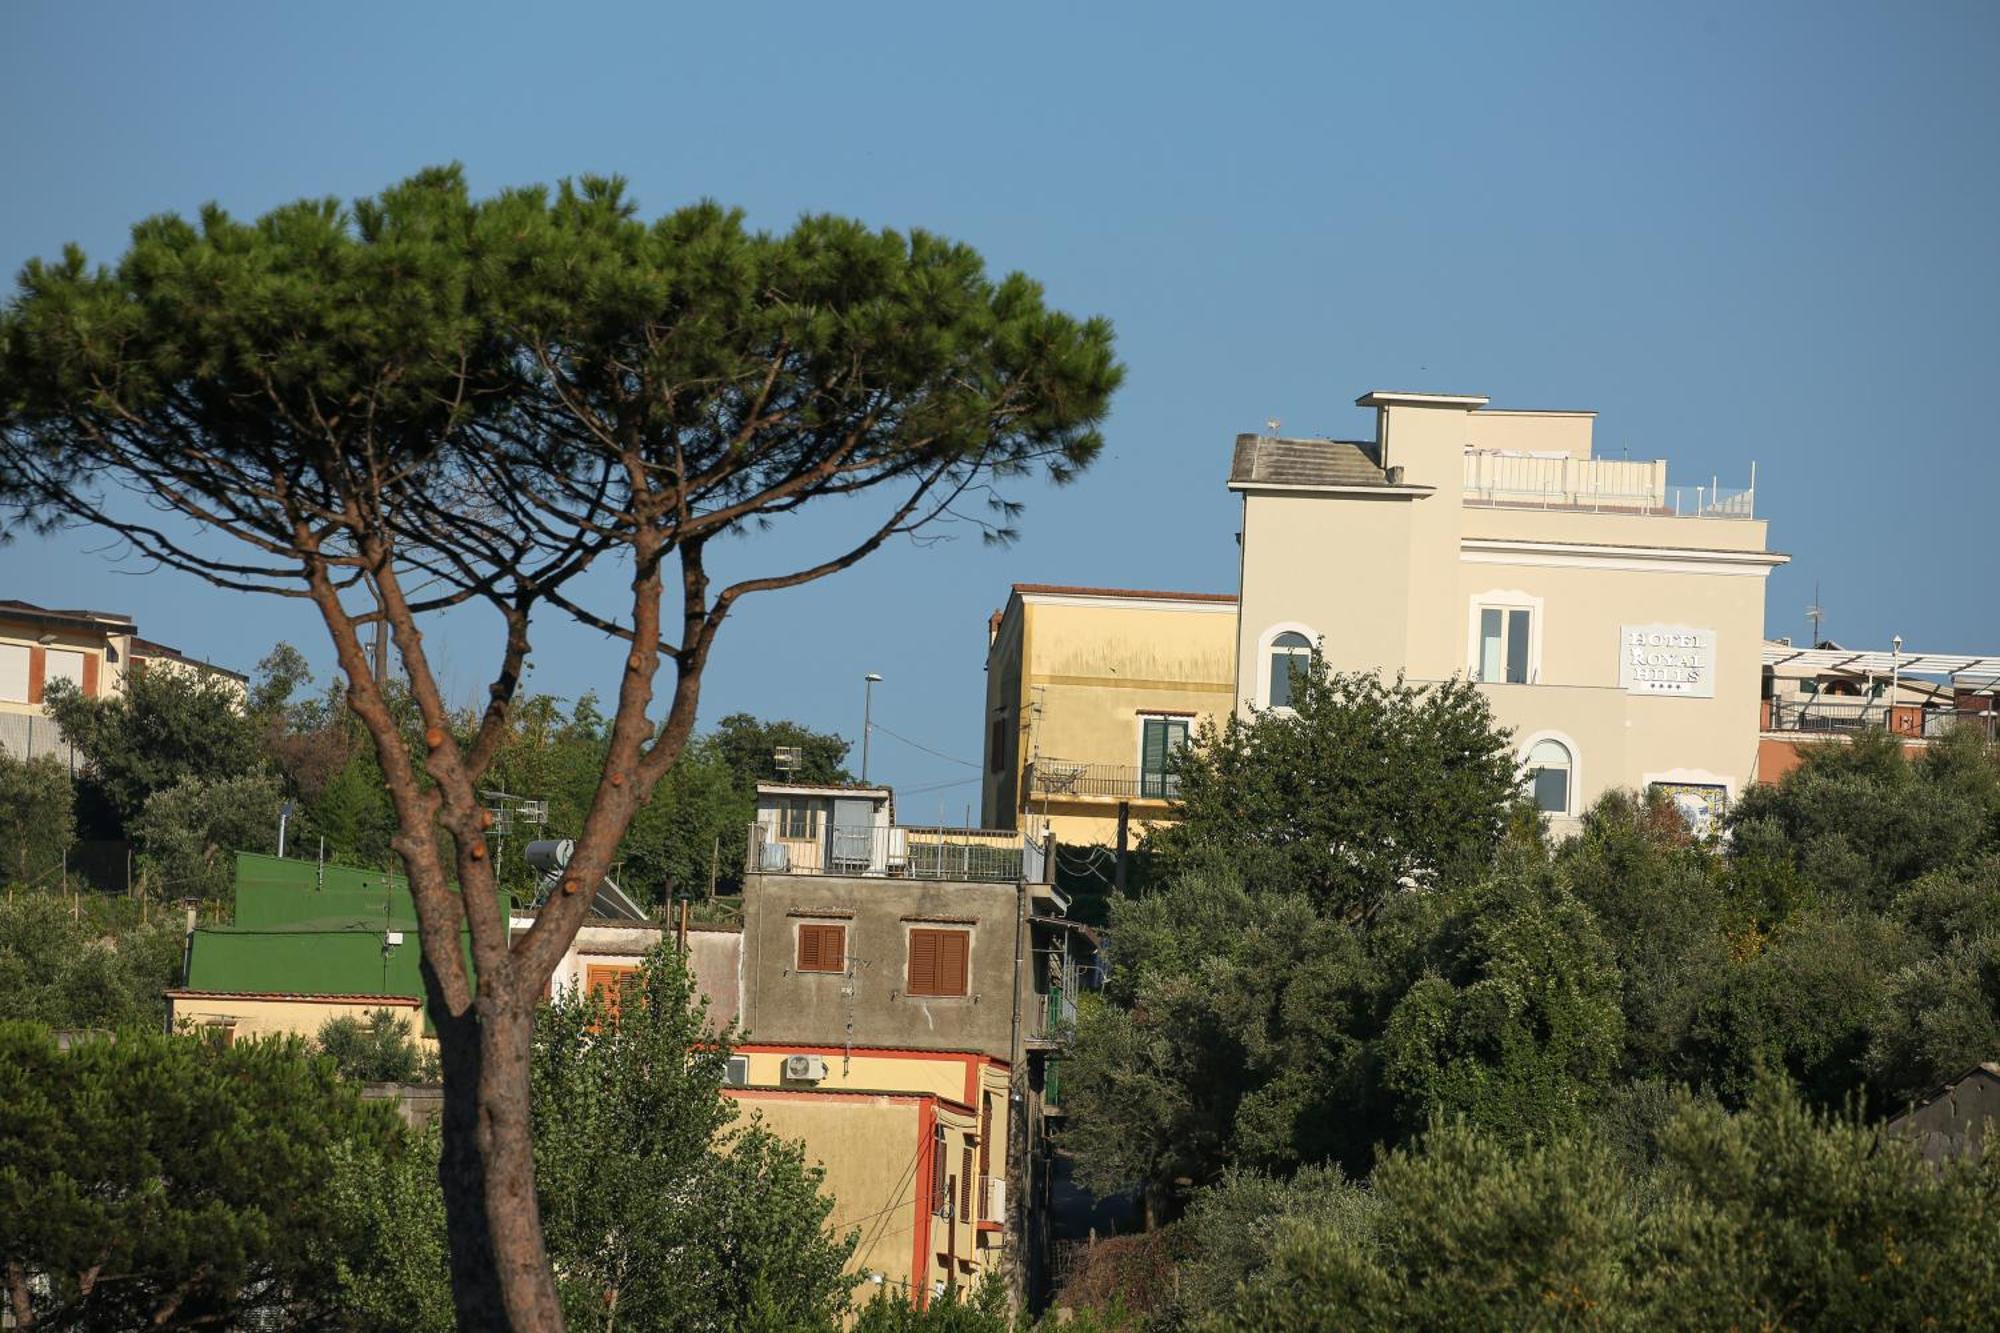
xmin=1765 ymin=698 xmax=1998 ymax=740
xmin=1463 ymin=451 xmax=1755 ymax=519
xmin=746 ymin=822 xmax=1032 ymax=882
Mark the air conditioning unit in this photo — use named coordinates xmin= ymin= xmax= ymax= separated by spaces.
xmin=723 ymin=1055 xmax=749 ymax=1087
xmin=783 ymin=1054 xmax=828 ymax=1082
xmin=983 ymin=1177 xmax=1006 ymax=1225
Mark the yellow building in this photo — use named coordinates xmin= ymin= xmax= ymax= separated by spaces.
xmin=727 ymin=1044 xmax=1013 ymax=1308
xmin=980 ymin=584 xmax=1237 ymax=845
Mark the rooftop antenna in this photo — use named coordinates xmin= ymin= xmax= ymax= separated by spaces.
xmin=1806 ymin=583 xmax=1824 ymax=646
xmin=1266 ymin=418 xmax=1281 ymax=436
xmin=773 ymin=745 xmax=803 ymax=781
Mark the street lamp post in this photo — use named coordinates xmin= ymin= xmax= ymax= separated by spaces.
xmin=862 ymin=673 xmax=883 ymax=783
xmin=1890 ymin=635 xmax=1903 ymax=733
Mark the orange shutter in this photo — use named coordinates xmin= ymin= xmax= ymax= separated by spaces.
xmin=82 ymin=653 xmax=99 ymax=698
xmin=586 ymin=965 xmax=640 ymax=1023
xmin=26 ymin=648 xmax=43 ymax=704
xmin=961 ymin=1144 xmax=974 ymax=1220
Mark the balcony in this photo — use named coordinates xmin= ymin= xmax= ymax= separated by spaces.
xmin=1764 ymin=697 xmax=1997 ymax=740
xmin=746 ymin=822 xmax=1031 ymax=883
xmin=1463 ymin=451 xmax=1755 ymax=519
xmin=1024 ymin=759 xmax=1179 ymax=802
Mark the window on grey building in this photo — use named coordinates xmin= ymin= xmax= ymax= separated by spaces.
xmin=1268 ymin=632 xmax=1312 ymax=708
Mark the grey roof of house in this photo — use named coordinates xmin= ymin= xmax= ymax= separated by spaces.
xmin=1229 ymin=434 xmax=1390 ymax=488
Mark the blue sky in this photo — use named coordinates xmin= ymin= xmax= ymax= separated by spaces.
xmin=3 ymin=1 xmax=1995 ymax=813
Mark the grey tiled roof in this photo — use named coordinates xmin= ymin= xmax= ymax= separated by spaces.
xmin=1229 ymin=434 xmax=1389 ymax=487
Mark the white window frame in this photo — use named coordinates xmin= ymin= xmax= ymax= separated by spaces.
xmin=1518 ymin=729 xmax=1579 ymax=818
xmin=1254 ymin=622 xmax=1319 ymax=711
xmin=1466 ymin=590 xmax=1544 ymax=684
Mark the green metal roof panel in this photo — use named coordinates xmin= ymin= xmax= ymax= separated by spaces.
xmin=184 ymin=928 xmax=427 ymax=999
xmin=230 ymin=851 xmax=421 ymax=930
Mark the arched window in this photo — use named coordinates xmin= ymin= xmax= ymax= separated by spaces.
xmin=1526 ymin=738 xmax=1573 ymax=815
xmin=1268 ymin=632 xmax=1312 ymax=709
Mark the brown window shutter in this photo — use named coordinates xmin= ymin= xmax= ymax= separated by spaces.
xmin=942 ymin=931 xmax=970 ymax=996
xmin=82 ymin=653 xmax=99 ymax=698
xmin=798 ymin=925 xmax=846 ymax=973
xmin=26 ymin=648 xmax=43 ymax=704
xmin=909 ymin=929 xmax=939 ymax=995
xmin=961 ymin=1144 xmax=974 ymax=1220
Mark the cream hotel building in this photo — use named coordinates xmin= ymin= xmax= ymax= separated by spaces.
xmin=983 ymin=389 xmax=1785 ymax=842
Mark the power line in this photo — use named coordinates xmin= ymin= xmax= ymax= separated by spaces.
xmin=868 ymin=721 xmax=979 ymax=769
xmin=896 ymin=776 xmax=983 ymax=796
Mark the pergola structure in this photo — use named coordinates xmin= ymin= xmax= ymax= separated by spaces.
xmin=1762 ymin=643 xmax=2000 ymax=693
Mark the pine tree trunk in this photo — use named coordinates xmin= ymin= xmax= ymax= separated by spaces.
xmin=434 ymin=998 xmax=564 ymax=1330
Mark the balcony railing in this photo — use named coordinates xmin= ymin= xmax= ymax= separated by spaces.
xmin=746 ymin=823 xmax=1029 ymax=882
xmin=1463 ymin=451 xmax=1755 ymax=519
xmin=1766 ymin=698 xmax=1998 ymax=740
xmin=1025 ymin=759 xmax=1179 ymax=801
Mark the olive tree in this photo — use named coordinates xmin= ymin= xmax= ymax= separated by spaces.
xmin=0 ymin=167 xmax=1120 ymax=1328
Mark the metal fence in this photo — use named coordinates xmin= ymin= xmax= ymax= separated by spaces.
xmin=0 ymin=712 xmax=79 ymax=768
xmin=1767 ymin=698 xmax=1998 ymax=740
xmin=1026 ymin=759 xmax=1178 ymax=801
xmin=747 ymin=822 xmax=1029 ymax=882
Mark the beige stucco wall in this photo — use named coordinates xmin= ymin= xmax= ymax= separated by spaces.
xmin=1236 ymin=492 xmax=1418 ymax=696
xmin=165 ymin=993 xmax=430 ymax=1051
xmin=1463 ymin=408 xmax=1597 ymax=459
xmin=1235 ymin=395 xmax=1782 ymax=818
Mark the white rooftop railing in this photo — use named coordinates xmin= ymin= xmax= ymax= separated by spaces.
xmin=1463 ymin=450 xmax=1755 ymax=519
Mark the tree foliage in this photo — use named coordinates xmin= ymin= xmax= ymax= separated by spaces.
xmin=0 ymin=892 xmax=183 ymax=1031
xmin=0 ymin=1022 xmax=400 ymax=1331
xmin=1144 ymin=654 xmax=1520 ymax=922
xmin=333 ymin=941 xmax=857 ymax=1331
xmin=0 ymin=751 xmax=75 ymax=887
xmin=1220 ymin=1080 xmax=2000 ymax=1331
xmin=1 ymin=166 xmax=1120 ymax=1325
xmin=41 ymin=667 xmax=265 ymax=834
xmin=317 ymin=1008 xmax=438 ymax=1083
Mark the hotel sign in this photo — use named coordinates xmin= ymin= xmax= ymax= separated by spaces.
xmin=1620 ymin=624 xmax=1716 ymax=698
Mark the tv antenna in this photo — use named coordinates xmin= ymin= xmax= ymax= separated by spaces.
xmin=1806 ymin=582 xmax=1824 ymax=646
xmin=773 ymin=746 xmax=803 ymax=780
